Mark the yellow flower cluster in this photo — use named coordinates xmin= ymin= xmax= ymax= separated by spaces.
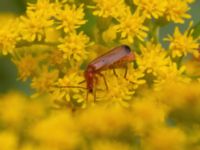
xmin=0 ymin=0 xmax=200 ymax=149
xmin=1 ymin=87 xmax=200 ymax=149
xmin=165 ymin=22 xmax=199 ymax=58
xmin=134 ymin=0 xmax=193 ymax=23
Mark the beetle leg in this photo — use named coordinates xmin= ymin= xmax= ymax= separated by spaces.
xmin=113 ymin=68 xmax=118 ymax=77
xmin=86 ymin=91 xmax=89 ymax=102
xmin=98 ymin=73 xmax=109 ymax=91
xmin=93 ymin=76 xmax=98 ymax=102
xmin=93 ymin=86 xmax=97 ymax=102
xmin=78 ymin=80 xmax=85 ymax=84
xmin=124 ymin=65 xmax=128 ymax=79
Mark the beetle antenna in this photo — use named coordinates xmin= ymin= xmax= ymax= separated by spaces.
xmin=53 ymin=85 xmax=87 ymax=90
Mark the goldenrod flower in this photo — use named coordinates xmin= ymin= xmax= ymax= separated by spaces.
xmin=165 ymin=23 xmax=199 ymax=58
xmin=133 ymin=0 xmax=167 ymax=19
xmin=58 ymin=32 xmax=90 ymax=63
xmin=0 ymin=19 xmax=20 ymax=55
xmin=0 ymin=92 xmax=27 ymax=126
xmin=155 ymin=63 xmax=191 ymax=91
xmin=56 ymin=4 xmax=86 ymax=33
xmin=126 ymin=66 xmax=146 ymax=87
xmin=156 ymin=81 xmax=200 ymax=108
xmin=0 ymin=132 xmax=18 ymax=150
xmin=27 ymin=0 xmax=55 ymax=17
xmin=78 ymin=106 xmax=132 ymax=135
xmin=12 ymin=54 xmax=41 ymax=81
xmin=31 ymin=111 xmax=80 ymax=150
xmin=164 ymin=0 xmax=192 ymax=23
xmin=95 ymin=70 xmax=134 ymax=107
xmin=115 ymin=11 xmax=148 ymax=43
xmin=143 ymin=127 xmax=186 ymax=150
xmin=102 ymin=25 xmax=118 ymax=42
xmin=20 ymin=11 xmax=54 ymax=41
xmin=52 ymin=71 xmax=85 ymax=103
xmin=136 ymin=42 xmax=170 ymax=76
xmin=93 ymin=140 xmax=132 ymax=150
xmin=31 ymin=67 xmax=59 ymax=94
xmin=1 ymin=0 xmax=200 ymax=149
xmin=131 ymin=99 xmax=166 ymax=135
xmin=91 ymin=0 xmax=129 ymax=18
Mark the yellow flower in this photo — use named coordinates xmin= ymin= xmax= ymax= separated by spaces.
xmin=102 ymin=25 xmax=118 ymax=42
xmin=143 ymin=127 xmax=186 ymax=150
xmin=95 ymin=70 xmax=135 ymax=107
xmin=12 ymin=54 xmax=41 ymax=81
xmin=51 ymin=71 xmax=85 ymax=104
xmin=47 ymin=49 xmax=65 ymax=66
xmin=93 ymin=140 xmax=132 ymax=150
xmin=156 ymin=81 xmax=200 ymax=108
xmin=185 ymin=59 xmax=200 ymax=77
xmin=27 ymin=0 xmax=55 ymax=17
xmin=0 ymin=18 xmax=20 ymax=55
xmin=0 ymin=92 xmax=27 ymax=126
xmin=78 ymin=106 xmax=132 ymax=136
xmin=133 ymin=0 xmax=167 ymax=19
xmin=136 ymin=42 xmax=171 ymax=76
xmin=115 ymin=11 xmax=148 ymax=43
xmin=91 ymin=0 xmax=129 ymax=18
xmin=31 ymin=67 xmax=59 ymax=94
xmin=131 ymin=99 xmax=166 ymax=135
xmin=58 ymin=32 xmax=90 ymax=63
xmin=126 ymin=65 xmax=146 ymax=87
xmin=164 ymin=0 xmax=192 ymax=23
xmin=56 ymin=4 xmax=86 ymax=33
xmin=0 ymin=131 xmax=18 ymax=150
xmin=165 ymin=23 xmax=199 ymax=58
xmin=154 ymin=63 xmax=191 ymax=92
xmin=20 ymin=11 xmax=54 ymax=41
xmin=30 ymin=111 xmax=80 ymax=150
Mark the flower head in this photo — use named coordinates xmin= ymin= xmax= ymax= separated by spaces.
xmin=143 ymin=127 xmax=186 ymax=150
xmin=31 ymin=67 xmax=59 ymax=94
xmin=92 ymin=140 xmax=132 ymax=150
xmin=154 ymin=63 xmax=191 ymax=92
xmin=133 ymin=0 xmax=167 ymax=19
xmin=78 ymin=106 xmax=132 ymax=135
xmin=91 ymin=0 xmax=129 ymax=18
xmin=0 ymin=92 xmax=27 ymax=126
xmin=131 ymin=99 xmax=166 ymax=135
xmin=96 ymin=70 xmax=135 ymax=107
xmin=115 ymin=11 xmax=148 ymax=43
xmin=12 ymin=54 xmax=41 ymax=81
xmin=136 ymin=42 xmax=171 ymax=76
xmin=0 ymin=132 xmax=18 ymax=150
xmin=164 ymin=0 xmax=192 ymax=23
xmin=31 ymin=111 xmax=80 ymax=150
xmin=20 ymin=10 xmax=53 ymax=42
xmin=58 ymin=32 xmax=90 ymax=63
xmin=27 ymin=0 xmax=55 ymax=17
xmin=56 ymin=4 xmax=86 ymax=33
xmin=0 ymin=18 xmax=20 ymax=55
xmin=51 ymin=71 xmax=85 ymax=105
xmin=165 ymin=23 xmax=199 ymax=58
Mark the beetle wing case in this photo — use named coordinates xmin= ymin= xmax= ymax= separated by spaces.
xmin=89 ymin=45 xmax=131 ymax=71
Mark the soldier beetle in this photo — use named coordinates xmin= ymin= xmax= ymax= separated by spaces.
xmin=57 ymin=45 xmax=135 ymax=101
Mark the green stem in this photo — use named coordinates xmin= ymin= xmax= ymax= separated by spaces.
xmin=16 ymin=41 xmax=59 ymax=48
xmin=151 ymin=24 xmax=160 ymax=43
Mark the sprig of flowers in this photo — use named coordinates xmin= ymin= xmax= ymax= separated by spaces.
xmin=0 ymin=0 xmax=200 ymax=149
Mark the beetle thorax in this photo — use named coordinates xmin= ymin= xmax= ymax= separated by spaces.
xmin=85 ymin=66 xmax=95 ymax=93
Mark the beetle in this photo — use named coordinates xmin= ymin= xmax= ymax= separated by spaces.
xmin=56 ymin=45 xmax=135 ymax=101
xmin=84 ymin=45 xmax=135 ymax=100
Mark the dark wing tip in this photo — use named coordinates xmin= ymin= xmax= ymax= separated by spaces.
xmin=122 ymin=45 xmax=131 ymax=53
